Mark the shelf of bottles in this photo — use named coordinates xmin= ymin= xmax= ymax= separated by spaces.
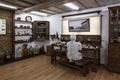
xmin=110 ymin=8 xmax=120 ymax=43
xmin=15 ymin=44 xmax=45 ymax=59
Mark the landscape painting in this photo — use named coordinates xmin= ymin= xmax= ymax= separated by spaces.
xmin=69 ymin=18 xmax=90 ymax=32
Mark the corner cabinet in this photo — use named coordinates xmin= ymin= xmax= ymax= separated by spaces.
xmin=108 ymin=6 xmax=120 ymax=73
xmin=33 ymin=21 xmax=49 ymax=40
xmin=14 ymin=20 xmax=33 ymax=59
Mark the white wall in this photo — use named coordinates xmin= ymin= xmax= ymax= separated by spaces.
xmin=42 ymin=15 xmax=62 ymax=36
xmin=15 ymin=13 xmax=43 ymax=21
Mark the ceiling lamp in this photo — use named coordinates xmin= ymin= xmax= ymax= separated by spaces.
xmin=30 ymin=11 xmax=48 ymax=16
xmin=0 ymin=2 xmax=17 ymax=9
xmin=64 ymin=2 xmax=79 ymax=10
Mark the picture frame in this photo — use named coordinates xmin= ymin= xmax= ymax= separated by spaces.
xmin=0 ymin=19 xmax=6 ymax=35
xmin=68 ymin=18 xmax=90 ymax=32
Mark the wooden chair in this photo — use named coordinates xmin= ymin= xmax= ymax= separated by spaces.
xmin=51 ymin=44 xmax=66 ymax=64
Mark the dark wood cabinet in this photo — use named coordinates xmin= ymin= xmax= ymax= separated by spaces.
xmin=108 ymin=44 xmax=120 ymax=72
xmin=33 ymin=21 xmax=49 ymax=40
xmin=108 ymin=6 xmax=120 ymax=72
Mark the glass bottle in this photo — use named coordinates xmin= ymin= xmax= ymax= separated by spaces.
xmin=29 ymin=46 xmax=33 ymax=55
xmin=39 ymin=46 xmax=45 ymax=54
xmin=34 ymin=45 xmax=39 ymax=55
xmin=23 ymin=44 xmax=28 ymax=57
xmin=16 ymin=47 xmax=22 ymax=58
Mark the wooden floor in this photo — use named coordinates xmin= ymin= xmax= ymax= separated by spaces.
xmin=0 ymin=55 xmax=119 ymax=80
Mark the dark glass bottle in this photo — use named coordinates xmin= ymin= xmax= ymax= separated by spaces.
xmin=23 ymin=44 xmax=28 ymax=57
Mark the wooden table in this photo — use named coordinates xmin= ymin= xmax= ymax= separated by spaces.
xmin=51 ymin=42 xmax=100 ymax=72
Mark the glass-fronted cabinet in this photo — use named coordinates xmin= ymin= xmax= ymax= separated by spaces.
xmin=109 ymin=7 xmax=120 ymax=43
xmin=33 ymin=21 xmax=49 ymax=41
xmin=108 ymin=6 xmax=120 ymax=73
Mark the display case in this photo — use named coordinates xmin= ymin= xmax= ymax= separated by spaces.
xmin=33 ymin=21 xmax=49 ymax=40
xmin=109 ymin=6 xmax=120 ymax=43
xmin=108 ymin=6 xmax=120 ymax=73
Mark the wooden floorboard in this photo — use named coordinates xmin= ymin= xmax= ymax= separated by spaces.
xmin=0 ymin=55 xmax=120 ymax=80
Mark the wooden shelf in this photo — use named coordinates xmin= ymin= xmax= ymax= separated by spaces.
xmin=15 ymin=20 xmax=32 ymax=23
xmin=15 ymin=34 xmax=33 ymax=36
xmin=15 ymin=41 xmax=32 ymax=44
xmin=15 ymin=27 xmax=32 ymax=29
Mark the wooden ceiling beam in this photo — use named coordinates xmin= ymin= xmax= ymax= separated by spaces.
xmin=54 ymin=6 xmax=68 ymax=12
xmin=19 ymin=0 xmax=76 ymax=12
xmin=47 ymin=8 xmax=59 ymax=14
xmin=95 ymin=0 xmax=100 ymax=7
xmin=77 ymin=0 xmax=88 ymax=9
xmin=18 ymin=0 xmax=35 ymax=5
xmin=0 ymin=0 xmax=25 ymax=8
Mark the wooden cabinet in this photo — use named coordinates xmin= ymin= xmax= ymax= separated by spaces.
xmin=109 ymin=6 xmax=120 ymax=43
xmin=33 ymin=21 xmax=49 ymax=40
xmin=108 ymin=6 xmax=120 ymax=72
xmin=108 ymin=44 xmax=120 ymax=72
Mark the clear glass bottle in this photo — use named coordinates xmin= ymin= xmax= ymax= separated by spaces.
xmin=16 ymin=47 xmax=22 ymax=58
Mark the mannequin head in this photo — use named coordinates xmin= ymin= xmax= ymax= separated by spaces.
xmin=70 ymin=34 xmax=76 ymax=41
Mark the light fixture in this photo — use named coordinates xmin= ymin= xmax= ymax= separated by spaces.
xmin=30 ymin=11 xmax=48 ymax=16
xmin=64 ymin=2 xmax=79 ymax=10
xmin=0 ymin=2 xmax=17 ymax=9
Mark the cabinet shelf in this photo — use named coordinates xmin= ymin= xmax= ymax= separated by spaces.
xmin=36 ymin=32 xmax=46 ymax=33
xmin=15 ymin=20 xmax=32 ymax=23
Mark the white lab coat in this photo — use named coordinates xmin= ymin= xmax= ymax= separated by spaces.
xmin=67 ymin=35 xmax=82 ymax=62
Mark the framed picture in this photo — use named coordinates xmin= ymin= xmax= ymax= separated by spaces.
xmin=0 ymin=19 xmax=6 ymax=35
xmin=69 ymin=18 xmax=90 ymax=32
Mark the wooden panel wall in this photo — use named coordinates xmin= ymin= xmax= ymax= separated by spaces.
xmin=0 ymin=8 xmax=15 ymax=53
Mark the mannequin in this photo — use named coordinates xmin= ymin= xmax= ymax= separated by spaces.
xmin=67 ymin=34 xmax=83 ymax=63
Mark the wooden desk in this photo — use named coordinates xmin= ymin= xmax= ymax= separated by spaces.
xmin=81 ymin=48 xmax=100 ymax=72
xmin=51 ymin=42 xmax=100 ymax=72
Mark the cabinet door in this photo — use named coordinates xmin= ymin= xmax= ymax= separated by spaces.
xmin=108 ymin=44 xmax=120 ymax=72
